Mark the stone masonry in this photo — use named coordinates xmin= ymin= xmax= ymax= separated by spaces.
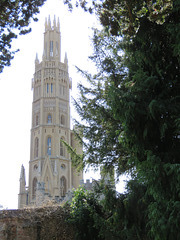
xmin=0 ymin=207 xmax=74 ymax=240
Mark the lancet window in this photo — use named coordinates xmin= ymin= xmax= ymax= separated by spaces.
xmin=61 ymin=114 xmax=65 ymax=125
xmin=47 ymin=114 xmax=52 ymax=124
xmin=60 ymin=137 xmax=65 ymax=157
xmin=47 ymin=137 xmax=51 ymax=155
xmin=50 ymin=41 xmax=53 ymax=57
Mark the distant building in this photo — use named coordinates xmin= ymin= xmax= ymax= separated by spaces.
xmin=18 ymin=16 xmax=83 ymax=208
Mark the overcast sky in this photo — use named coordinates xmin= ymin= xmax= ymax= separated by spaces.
xmin=0 ymin=0 xmax=126 ymax=209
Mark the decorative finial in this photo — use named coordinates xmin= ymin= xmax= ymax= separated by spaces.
xmin=35 ymin=53 xmax=38 ymax=60
xmin=48 ymin=15 xmax=51 ymax=29
xmin=35 ymin=53 xmax=39 ymax=64
xmin=45 ymin=17 xmax=48 ymax=31
xmin=64 ymin=52 xmax=68 ymax=65
xmin=57 ymin=17 xmax=60 ymax=31
xmin=53 ymin=15 xmax=56 ymax=29
xmin=20 ymin=165 xmax=24 ymax=178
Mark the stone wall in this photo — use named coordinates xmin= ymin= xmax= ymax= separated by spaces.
xmin=0 ymin=206 xmax=74 ymax=240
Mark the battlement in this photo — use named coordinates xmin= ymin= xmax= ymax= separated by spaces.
xmin=80 ymin=179 xmax=100 ymax=190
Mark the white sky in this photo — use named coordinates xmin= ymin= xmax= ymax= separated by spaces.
xmin=0 ymin=0 xmax=126 ymax=209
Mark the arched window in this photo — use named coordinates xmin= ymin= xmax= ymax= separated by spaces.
xmin=47 ymin=114 xmax=52 ymax=124
xmin=60 ymin=176 xmax=66 ymax=197
xmin=34 ymin=137 xmax=39 ymax=158
xmin=60 ymin=137 xmax=65 ymax=157
xmin=61 ymin=115 xmax=65 ymax=125
xmin=47 ymin=137 xmax=51 ymax=155
xmin=32 ymin=177 xmax=37 ymax=199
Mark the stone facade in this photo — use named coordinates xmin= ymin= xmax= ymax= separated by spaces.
xmin=18 ymin=16 xmax=83 ymax=208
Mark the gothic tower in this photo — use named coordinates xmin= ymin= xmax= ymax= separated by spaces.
xmin=18 ymin=16 xmax=83 ymax=208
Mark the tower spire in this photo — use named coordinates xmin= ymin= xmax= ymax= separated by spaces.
xmin=18 ymin=16 xmax=83 ymax=208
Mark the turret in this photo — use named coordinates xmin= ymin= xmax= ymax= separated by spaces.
xmin=19 ymin=165 xmax=26 ymax=193
xmin=18 ymin=15 xmax=83 ymax=208
xmin=18 ymin=165 xmax=27 ymax=208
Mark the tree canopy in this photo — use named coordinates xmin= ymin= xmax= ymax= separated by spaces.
xmin=0 ymin=0 xmax=46 ymax=73
xmin=67 ymin=181 xmax=151 ymax=240
xmin=64 ymin=0 xmax=180 ymax=239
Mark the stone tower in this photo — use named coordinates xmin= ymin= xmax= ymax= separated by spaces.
xmin=18 ymin=16 xmax=83 ymax=208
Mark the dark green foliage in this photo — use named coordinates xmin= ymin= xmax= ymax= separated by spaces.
xmin=68 ymin=33 xmax=132 ymax=177
xmin=66 ymin=185 xmax=104 ymax=240
xmin=66 ymin=181 xmax=151 ymax=240
xmin=64 ymin=0 xmax=180 ymax=239
xmin=108 ymin=4 xmax=180 ymax=238
xmin=0 ymin=0 xmax=46 ymax=73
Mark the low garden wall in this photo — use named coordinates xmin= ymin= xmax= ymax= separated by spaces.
xmin=0 ymin=206 xmax=74 ymax=240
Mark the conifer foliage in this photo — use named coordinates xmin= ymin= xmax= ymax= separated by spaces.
xmin=65 ymin=0 xmax=180 ymax=239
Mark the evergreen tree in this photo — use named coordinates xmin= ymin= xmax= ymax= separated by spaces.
xmin=64 ymin=1 xmax=180 ymax=238
xmin=68 ymin=32 xmax=131 ymax=176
